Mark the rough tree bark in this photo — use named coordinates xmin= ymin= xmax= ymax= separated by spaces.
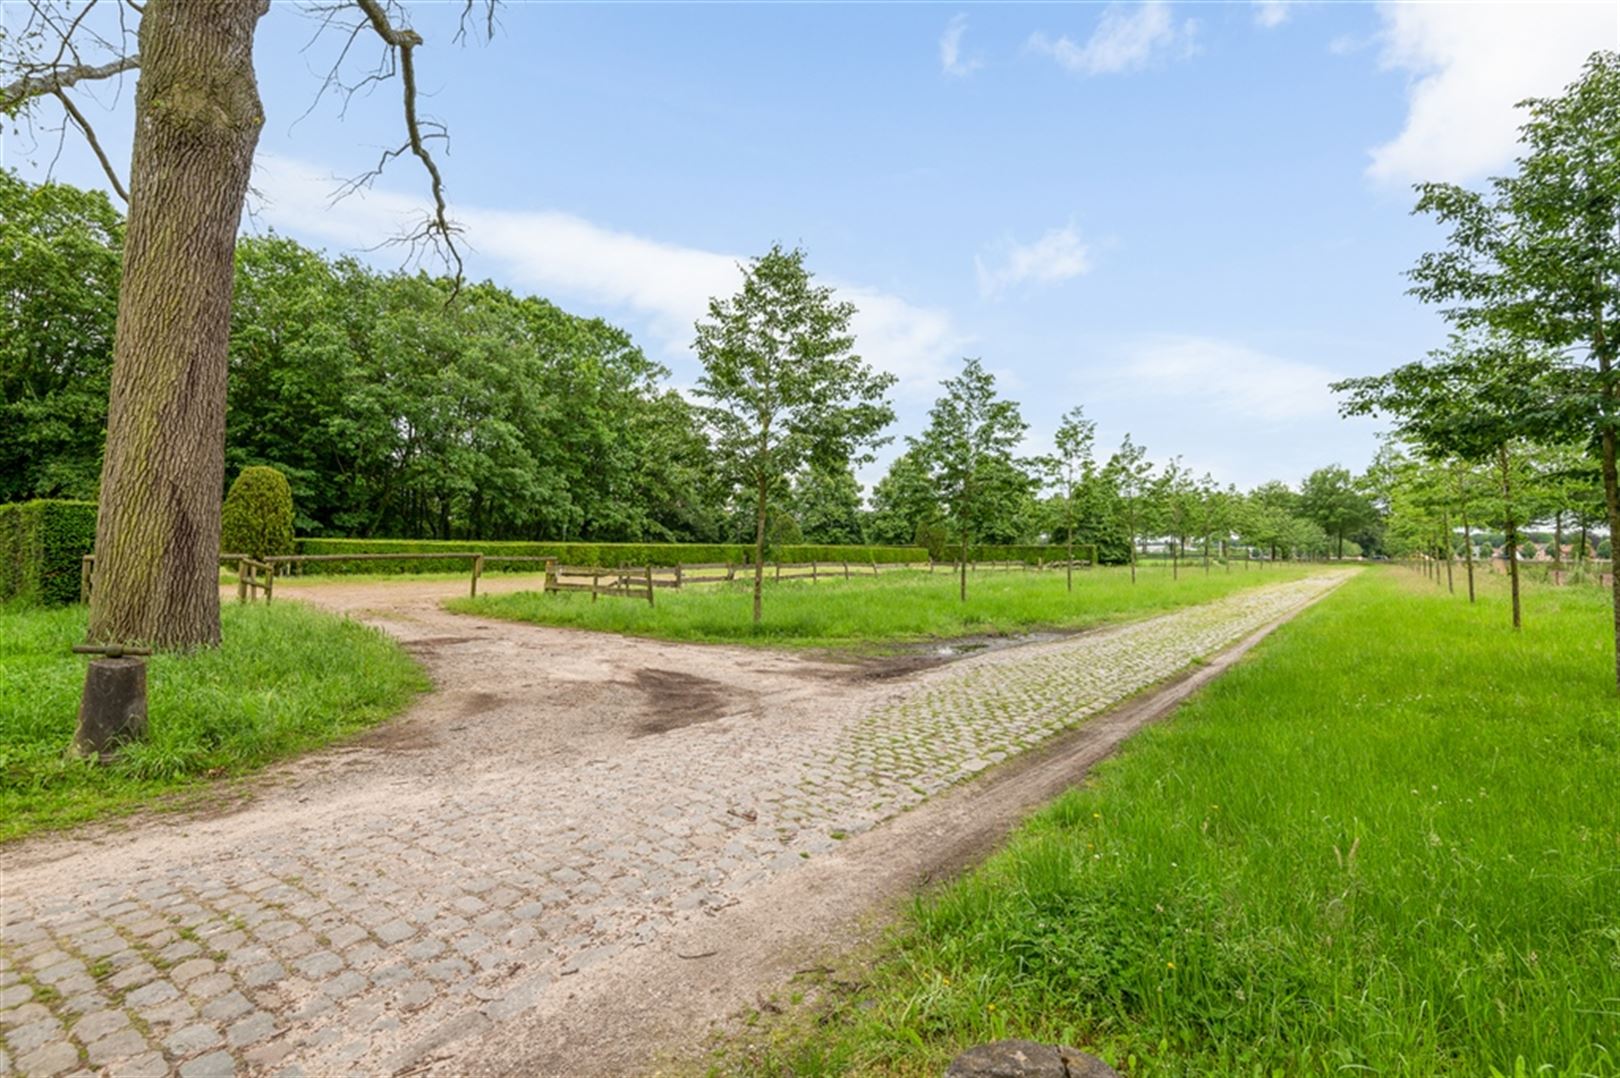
xmin=88 ymin=0 xmax=269 ymax=648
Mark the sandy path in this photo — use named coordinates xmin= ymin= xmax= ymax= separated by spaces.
xmin=0 ymin=572 xmax=1347 ymax=1078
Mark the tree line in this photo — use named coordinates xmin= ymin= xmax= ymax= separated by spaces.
xmin=2 ymin=170 xmax=1380 ymax=558
xmin=1335 ymin=51 xmax=1620 ymax=685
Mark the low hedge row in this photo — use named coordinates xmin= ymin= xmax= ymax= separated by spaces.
xmin=967 ymin=544 xmax=1084 ymax=564
xmin=774 ymin=544 xmax=928 ymax=565
xmin=288 ymin=538 xmax=931 ymax=574
xmin=0 ymin=500 xmax=98 ymax=605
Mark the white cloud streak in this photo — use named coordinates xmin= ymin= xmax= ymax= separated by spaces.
xmin=1091 ymin=335 xmax=1339 ymax=423
xmin=1027 ymin=1 xmax=1197 ymax=77
xmin=1367 ymin=1 xmax=1615 ymax=184
xmin=1253 ymin=1 xmax=1292 ymax=30
xmin=939 ymin=13 xmax=983 ymax=77
xmin=974 ymin=224 xmax=1092 ymax=298
xmin=250 ymin=155 xmax=967 ymax=396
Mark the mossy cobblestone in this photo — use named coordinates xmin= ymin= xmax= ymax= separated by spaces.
xmin=0 ymin=575 xmax=1340 ymax=1075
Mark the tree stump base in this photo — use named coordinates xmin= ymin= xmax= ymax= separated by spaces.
xmin=72 ymin=657 xmax=148 ymax=760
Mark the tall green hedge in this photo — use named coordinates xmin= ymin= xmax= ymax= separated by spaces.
xmin=288 ymin=537 xmax=931 ymax=574
xmin=0 ymin=500 xmax=97 ymax=605
xmin=291 ymin=538 xmax=751 ymax=575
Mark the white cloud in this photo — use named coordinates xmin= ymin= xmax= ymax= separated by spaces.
xmin=1027 ymin=2 xmax=1197 ymax=77
xmin=939 ymin=14 xmax=983 ymax=77
xmin=249 ymin=155 xmax=965 ymax=396
xmin=1367 ymin=1 xmax=1615 ymax=184
xmin=1092 ymin=335 xmax=1338 ymax=423
xmin=1253 ymin=1 xmax=1292 ymax=29
xmin=975 ymin=224 xmax=1092 ymax=298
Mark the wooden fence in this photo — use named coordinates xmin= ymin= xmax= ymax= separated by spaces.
xmin=82 ymin=549 xmax=1106 ymax=609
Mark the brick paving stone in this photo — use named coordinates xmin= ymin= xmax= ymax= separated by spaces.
xmin=84 ymin=1028 xmax=150 ymax=1067
xmin=225 ymin=1011 xmax=277 ymax=1049
xmin=106 ymin=1052 xmax=169 ymax=1078
xmin=163 ymin=1021 xmax=222 ymax=1056
xmin=121 ymin=982 xmax=177 ymax=1010
xmin=70 ymin=1008 xmax=129 ymax=1043
xmin=15 ymin=1040 xmax=78 ymax=1077
xmin=5 ymin=1016 xmax=63 ymax=1054
xmin=176 ymin=1051 xmax=236 ymax=1078
xmin=199 ymin=992 xmax=252 ymax=1024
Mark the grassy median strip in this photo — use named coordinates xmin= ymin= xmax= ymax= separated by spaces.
xmin=449 ymin=563 xmax=1323 ymax=648
xmin=0 ymin=602 xmax=427 ymax=842
xmin=718 ymin=570 xmax=1620 ymax=1075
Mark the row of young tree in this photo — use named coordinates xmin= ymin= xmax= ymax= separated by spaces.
xmin=1335 ymin=51 xmax=1620 ymax=687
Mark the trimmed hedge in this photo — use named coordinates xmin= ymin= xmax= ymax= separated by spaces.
xmin=774 ymin=544 xmax=928 ymax=565
xmin=221 ymin=466 xmax=295 ymax=561
xmin=0 ymin=500 xmax=97 ymax=605
xmin=966 ymin=543 xmax=1097 ymax=564
xmin=291 ymin=538 xmax=750 ymax=575
xmin=288 ymin=538 xmax=931 ymax=574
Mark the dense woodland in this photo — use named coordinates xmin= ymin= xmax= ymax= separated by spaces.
xmin=1 ymin=166 xmax=1609 ymax=568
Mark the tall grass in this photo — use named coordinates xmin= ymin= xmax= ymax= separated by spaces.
xmin=450 ymin=563 xmax=1325 ymax=648
xmin=0 ymin=602 xmax=426 ymax=841
xmin=724 ymin=570 xmax=1620 ymax=1075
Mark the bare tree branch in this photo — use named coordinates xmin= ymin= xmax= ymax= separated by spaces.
xmin=1 ymin=53 xmax=139 ymax=114
xmin=352 ymin=0 xmax=465 ymax=289
xmin=53 ymin=87 xmax=129 ymax=201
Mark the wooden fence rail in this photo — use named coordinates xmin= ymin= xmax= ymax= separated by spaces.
xmin=81 ymin=548 xmax=1105 ymax=609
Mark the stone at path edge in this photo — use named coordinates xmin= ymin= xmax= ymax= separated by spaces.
xmin=944 ymin=1038 xmax=1121 ymax=1078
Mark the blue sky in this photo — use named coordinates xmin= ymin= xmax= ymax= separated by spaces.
xmin=5 ymin=0 xmax=1616 ymax=489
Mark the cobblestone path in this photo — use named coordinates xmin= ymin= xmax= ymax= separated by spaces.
xmin=0 ymin=573 xmax=1343 ymax=1077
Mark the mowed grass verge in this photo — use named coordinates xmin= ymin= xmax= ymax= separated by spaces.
xmin=0 ymin=602 xmax=427 ymax=842
xmin=717 ymin=570 xmax=1620 ymax=1076
xmin=449 ymin=563 xmax=1326 ymax=648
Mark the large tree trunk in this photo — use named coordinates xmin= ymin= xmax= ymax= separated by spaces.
xmin=88 ymin=0 xmax=267 ymax=649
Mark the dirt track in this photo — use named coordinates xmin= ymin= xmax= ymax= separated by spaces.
xmin=0 ymin=572 xmax=1346 ymax=1077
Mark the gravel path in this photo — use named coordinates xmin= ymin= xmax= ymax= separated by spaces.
xmin=0 ymin=572 xmax=1345 ymax=1077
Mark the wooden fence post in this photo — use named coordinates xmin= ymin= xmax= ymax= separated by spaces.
xmin=674 ymin=563 xmax=684 ymax=590
xmin=844 ymin=561 xmax=850 ymax=581
xmin=81 ymin=555 xmax=93 ymax=603
xmin=237 ymin=559 xmax=248 ymax=604
xmin=470 ymin=554 xmax=484 ymax=598
xmin=775 ymin=562 xmax=781 ymax=582
xmin=871 ymin=558 xmax=879 ymax=577
xmin=265 ymin=563 xmax=275 ymax=604
xmin=544 ymin=558 xmax=557 ymax=592
xmin=646 ymin=565 xmax=655 ymax=606
xmin=591 ymin=571 xmax=599 ymax=602
xmin=812 ymin=561 xmax=818 ymax=583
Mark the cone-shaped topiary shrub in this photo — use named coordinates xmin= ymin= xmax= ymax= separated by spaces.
xmin=221 ymin=466 xmax=294 ymax=560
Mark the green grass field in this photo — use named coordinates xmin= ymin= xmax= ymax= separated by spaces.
xmin=718 ymin=569 xmax=1620 ymax=1076
xmin=0 ymin=602 xmax=426 ymax=842
xmin=449 ymin=562 xmax=1324 ymax=648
